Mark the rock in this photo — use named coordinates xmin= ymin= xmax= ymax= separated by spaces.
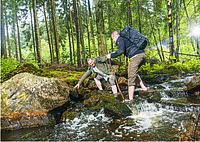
xmin=142 ymin=74 xmax=170 ymax=84
xmin=183 ymin=74 xmax=200 ymax=96
xmin=104 ymin=103 xmax=132 ymax=118
xmin=83 ymin=90 xmax=132 ymax=118
xmin=1 ymin=72 xmax=70 ymax=130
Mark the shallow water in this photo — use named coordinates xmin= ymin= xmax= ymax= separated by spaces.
xmin=2 ymin=100 xmax=198 ymax=141
xmin=1 ymin=74 xmax=199 ymax=141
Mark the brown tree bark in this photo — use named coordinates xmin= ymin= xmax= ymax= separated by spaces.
xmin=127 ymin=0 xmax=132 ymax=26
xmin=175 ymin=0 xmax=181 ymax=61
xmin=43 ymin=2 xmax=53 ymax=63
xmin=85 ymin=0 xmax=91 ymax=57
xmin=29 ymin=5 xmax=36 ymax=63
xmin=88 ymin=0 xmax=97 ymax=57
xmin=51 ymin=0 xmax=60 ymax=64
xmin=73 ymin=0 xmax=81 ymax=67
xmin=167 ymin=0 xmax=175 ymax=57
xmin=68 ymin=1 xmax=76 ymax=65
xmin=107 ymin=1 xmax=113 ymax=52
xmin=16 ymin=13 xmax=22 ymax=63
xmin=78 ymin=4 xmax=86 ymax=64
xmin=1 ymin=8 xmax=7 ymax=59
xmin=5 ymin=16 xmax=11 ymax=58
xmin=95 ymin=0 xmax=107 ymax=56
xmin=183 ymin=0 xmax=195 ymax=51
xmin=150 ymin=21 xmax=162 ymax=61
xmin=136 ymin=0 xmax=141 ymax=33
xmin=194 ymin=0 xmax=199 ymax=54
xmin=33 ymin=0 xmax=42 ymax=64
xmin=64 ymin=0 xmax=72 ymax=65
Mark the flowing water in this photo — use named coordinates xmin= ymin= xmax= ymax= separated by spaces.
xmin=1 ymin=74 xmax=200 ymax=141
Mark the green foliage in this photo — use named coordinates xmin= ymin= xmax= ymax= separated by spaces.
xmin=1 ymin=58 xmax=20 ymax=77
xmin=138 ymin=58 xmax=200 ymax=75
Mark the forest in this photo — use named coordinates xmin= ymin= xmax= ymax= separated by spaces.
xmin=1 ymin=0 xmax=199 ymax=68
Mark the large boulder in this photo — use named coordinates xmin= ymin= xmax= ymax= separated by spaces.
xmin=1 ymin=73 xmax=70 ymax=130
xmin=183 ymin=74 xmax=200 ymax=96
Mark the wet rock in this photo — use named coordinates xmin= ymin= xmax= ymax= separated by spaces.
xmin=183 ymin=74 xmax=200 ymax=96
xmin=69 ymin=88 xmax=91 ymax=102
xmin=1 ymin=72 xmax=70 ymax=130
xmin=138 ymin=90 xmax=162 ymax=102
xmin=83 ymin=90 xmax=132 ymax=118
xmin=104 ymin=103 xmax=132 ymax=118
xmin=142 ymin=74 xmax=170 ymax=84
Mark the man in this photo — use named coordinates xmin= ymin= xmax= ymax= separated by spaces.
xmin=74 ymin=56 xmax=118 ymax=97
xmin=106 ymin=29 xmax=148 ymax=102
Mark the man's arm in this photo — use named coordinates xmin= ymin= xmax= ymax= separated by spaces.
xmin=107 ymin=38 xmax=125 ymax=59
xmin=77 ymin=69 xmax=92 ymax=85
xmin=74 ymin=69 xmax=92 ymax=89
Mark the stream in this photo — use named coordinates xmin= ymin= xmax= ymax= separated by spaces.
xmin=1 ymin=74 xmax=200 ymax=141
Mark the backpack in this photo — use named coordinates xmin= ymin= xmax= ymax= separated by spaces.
xmin=120 ymin=25 xmax=149 ymax=50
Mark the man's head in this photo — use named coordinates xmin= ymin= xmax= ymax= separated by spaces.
xmin=111 ymin=30 xmax=120 ymax=43
xmin=87 ymin=58 xmax=95 ymax=67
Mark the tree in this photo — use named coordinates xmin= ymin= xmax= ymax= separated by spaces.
xmin=167 ymin=0 xmax=175 ymax=57
xmin=127 ymin=0 xmax=132 ymax=26
xmin=16 ymin=11 xmax=22 ymax=63
xmin=5 ymin=15 xmax=11 ymax=58
xmin=175 ymin=0 xmax=181 ymax=61
xmin=88 ymin=0 xmax=97 ymax=57
xmin=43 ymin=2 xmax=53 ymax=63
xmin=33 ymin=0 xmax=42 ymax=64
xmin=73 ymin=0 xmax=81 ymax=67
xmin=78 ymin=3 xmax=86 ymax=64
xmin=68 ymin=1 xmax=76 ymax=65
xmin=95 ymin=0 xmax=107 ymax=56
xmin=51 ymin=0 xmax=60 ymax=64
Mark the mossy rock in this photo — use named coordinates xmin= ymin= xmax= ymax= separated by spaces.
xmin=104 ymin=102 xmax=132 ymax=118
xmin=83 ymin=90 xmax=116 ymax=110
xmin=1 ymin=62 xmax=50 ymax=83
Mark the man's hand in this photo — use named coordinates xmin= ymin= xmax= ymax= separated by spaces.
xmin=106 ymin=54 xmax=111 ymax=59
xmin=74 ymin=83 xmax=80 ymax=89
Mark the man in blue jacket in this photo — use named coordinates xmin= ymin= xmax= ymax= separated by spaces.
xmin=106 ymin=29 xmax=148 ymax=102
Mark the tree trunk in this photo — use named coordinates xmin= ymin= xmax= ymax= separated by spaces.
xmin=51 ymin=0 xmax=60 ymax=64
xmin=43 ymin=2 xmax=53 ymax=63
xmin=85 ymin=0 xmax=91 ymax=57
xmin=12 ymin=13 xmax=18 ymax=61
xmin=33 ymin=0 xmax=42 ymax=64
xmin=78 ymin=4 xmax=86 ymax=65
xmin=5 ymin=16 xmax=11 ymax=58
xmin=175 ymin=0 xmax=181 ymax=61
xmin=88 ymin=0 xmax=97 ymax=57
xmin=16 ymin=13 xmax=22 ymax=63
xmin=194 ymin=0 xmax=199 ymax=54
xmin=1 ymin=7 xmax=7 ymax=59
xmin=95 ymin=0 xmax=107 ymax=56
xmin=150 ymin=21 xmax=162 ymax=61
xmin=29 ymin=5 xmax=36 ymax=63
xmin=136 ymin=0 xmax=141 ymax=33
xmin=158 ymin=27 xmax=165 ymax=61
xmin=127 ymin=0 xmax=132 ymax=26
xmin=68 ymin=1 xmax=76 ymax=65
xmin=183 ymin=0 xmax=195 ymax=51
xmin=49 ymin=15 xmax=55 ymax=62
xmin=73 ymin=0 xmax=81 ymax=67
xmin=167 ymin=0 xmax=175 ymax=57
xmin=107 ymin=2 xmax=113 ymax=52
xmin=64 ymin=0 xmax=72 ymax=65
xmin=0 ymin=0 xmax=3 ymax=58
